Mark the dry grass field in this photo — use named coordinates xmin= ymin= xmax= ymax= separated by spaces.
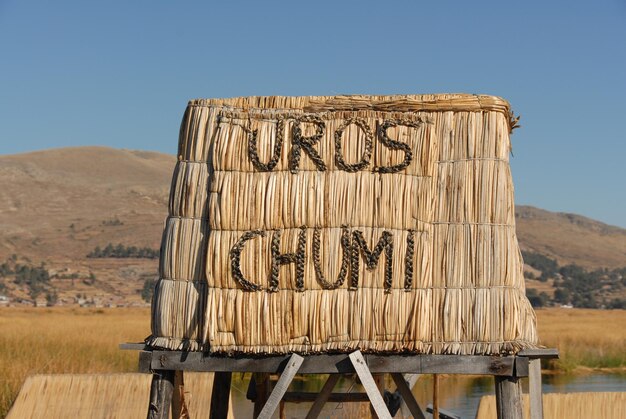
xmin=535 ymin=308 xmax=626 ymax=371
xmin=0 ymin=308 xmax=148 ymax=417
xmin=1 ymin=307 xmax=625 ymax=417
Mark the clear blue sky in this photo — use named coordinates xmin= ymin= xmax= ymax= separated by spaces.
xmin=1 ymin=1 xmax=625 ymax=227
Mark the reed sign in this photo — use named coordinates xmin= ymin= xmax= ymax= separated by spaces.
xmin=149 ymin=95 xmax=538 ymax=356
xmin=229 ymin=116 xmax=427 ymax=294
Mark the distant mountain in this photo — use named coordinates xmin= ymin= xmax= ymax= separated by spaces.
xmin=0 ymin=147 xmax=175 ymax=306
xmin=0 ymin=146 xmax=174 ymax=260
xmin=0 ymin=147 xmax=624 ymax=306
xmin=516 ymin=206 xmax=626 ymax=269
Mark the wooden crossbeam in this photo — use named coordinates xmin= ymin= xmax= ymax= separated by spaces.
xmin=305 ymin=374 xmax=341 ymax=419
xmin=282 ymin=390 xmax=369 ymax=404
xmin=518 ymin=348 xmax=559 ymax=359
xmin=146 ymin=351 xmax=522 ymax=376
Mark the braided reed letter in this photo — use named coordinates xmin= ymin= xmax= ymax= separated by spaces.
xmin=247 ymin=118 xmax=284 ymax=172
xmin=289 ymin=116 xmax=326 ymax=173
xmin=404 ymin=230 xmax=415 ymax=291
xmin=313 ymin=227 xmax=351 ymax=289
xmin=230 ymin=230 xmax=266 ymax=292
xmin=350 ymin=230 xmax=394 ymax=293
xmin=374 ymin=119 xmax=421 ymax=173
xmin=269 ymin=227 xmax=307 ymax=292
xmin=334 ymin=117 xmax=374 ymax=173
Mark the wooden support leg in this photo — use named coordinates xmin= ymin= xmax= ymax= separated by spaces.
xmin=210 ymin=372 xmax=232 ymax=419
xmin=147 ymin=370 xmax=175 ymax=419
xmin=528 ymin=359 xmax=543 ymax=419
xmin=348 ymin=351 xmax=392 ymax=419
xmin=305 ymin=374 xmax=341 ymax=419
xmin=495 ymin=375 xmax=523 ymax=419
xmin=172 ymin=370 xmax=189 ymax=419
xmin=390 ymin=373 xmax=426 ymax=419
xmin=252 ymin=373 xmax=271 ymax=419
xmin=257 ymin=353 xmax=304 ymax=419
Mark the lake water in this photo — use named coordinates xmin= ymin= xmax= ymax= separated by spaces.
xmin=227 ymin=372 xmax=626 ymax=418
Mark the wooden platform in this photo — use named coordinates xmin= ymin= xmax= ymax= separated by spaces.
xmin=121 ymin=344 xmax=558 ymax=419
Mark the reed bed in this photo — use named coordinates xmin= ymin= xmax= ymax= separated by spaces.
xmin=0 ymin=308 xmax=148 ymax=417
xmin=149 ymin=94 xmax=537 ymax=355
xmin=536 ymin=308 xmax=626 ymax=371
xmin=6 ymin=373 xmax=233 ymax=419
xmin=476 ymin=392 xmax=626 ymax=419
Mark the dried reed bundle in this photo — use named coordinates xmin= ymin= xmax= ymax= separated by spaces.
xmin=148 ymin=94 xmax=538 ymax=355
xmin=7 ymin=373 xmax=234 ymax=419
xmin=476 ymin=392 xmax=626 ymax=419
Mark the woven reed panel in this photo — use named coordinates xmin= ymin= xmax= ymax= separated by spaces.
xmin=148 ymin=94 xmax=538 ymax=355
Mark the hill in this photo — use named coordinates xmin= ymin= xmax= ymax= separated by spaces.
xmin=0 ymin=147 xmax=174 ymax=306
xmin=0 ymin=146 xmax=625 ymax=306
xmin=516 ymin=205 xmax=626 ymax=269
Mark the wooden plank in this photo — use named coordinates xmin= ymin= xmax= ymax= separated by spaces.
xmin=149 ymin=351 xmax=517 ymax=375
xmin=172 ymin=370 xmax=189 ymax=419
xmin=515 ymin=357 xmax=529 ymax=377
xmin=390 ymin=373 xmax=426 ymax=419
xmin=257 ymin=353 xmax=304 ymax=419
xmin=120 ymin=342 xmax=148 ymax=350
xmin=349 ymin=351 xmax=392 ymax=419
xmin=146 ymin=370 xmax=175 ymax=419
xmin=284 ymin=391 xmax=369 ymax=403
xmin=495 ymin=376 xmax=523 ymax=419
xmin=518 ymin=348 xmax=559 ymax=359
xmin=417 ymin=355 xmax=515 ymax=375
xmin=305 ymin=374 xmax=341 ymax=419
xmin=209 ymin=372 xmax=232 ymax=419
xmin=528 ymin=358 xmax=544 ymax=419
xmin=139 ymin=350 xmax=153 ymax=373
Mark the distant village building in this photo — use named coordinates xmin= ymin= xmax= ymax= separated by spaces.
xmin=34 ymin=297 xmax=47 ymax=307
